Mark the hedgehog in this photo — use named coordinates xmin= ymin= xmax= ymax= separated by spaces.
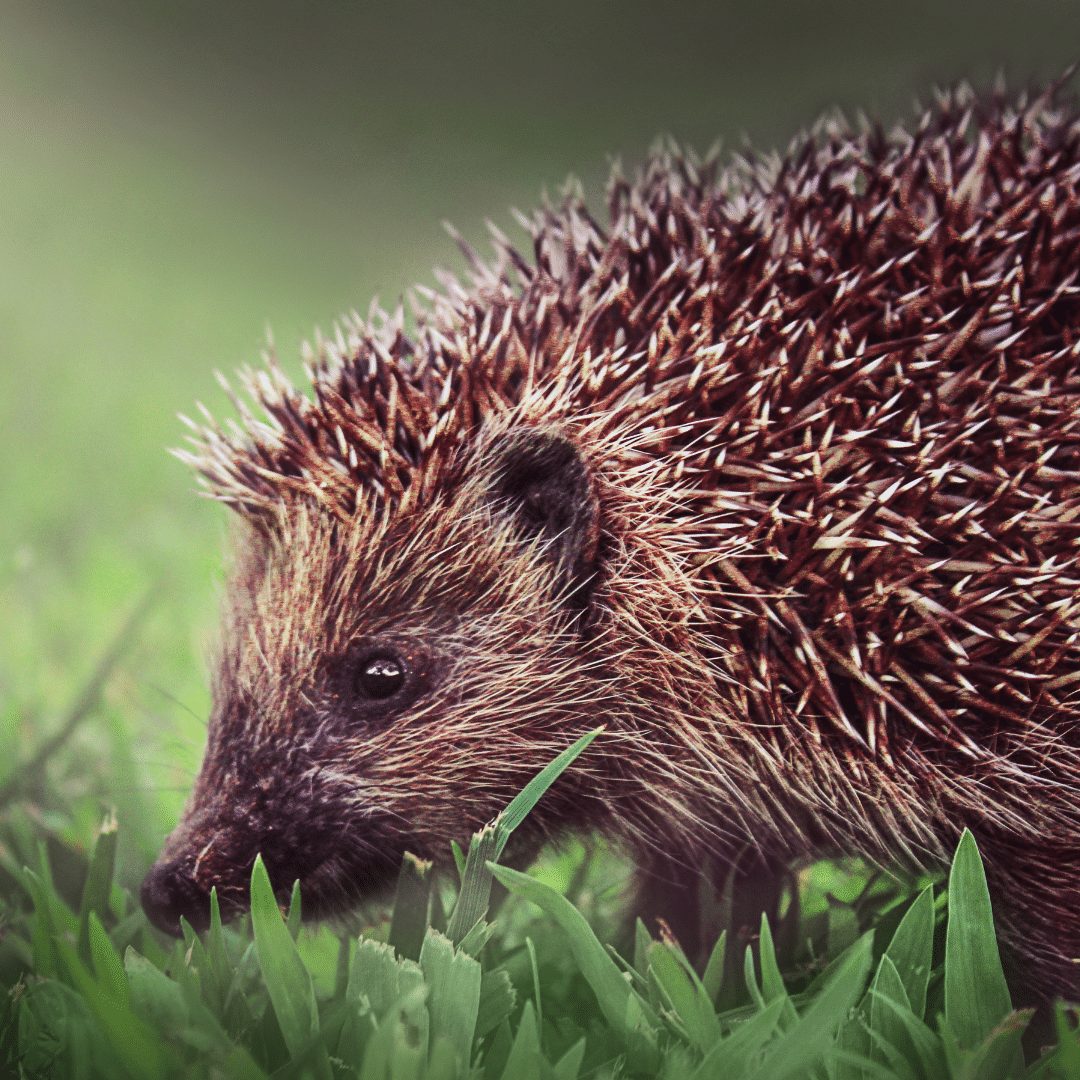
xmin=142 ymin=79 xmax=1080 ymax=1003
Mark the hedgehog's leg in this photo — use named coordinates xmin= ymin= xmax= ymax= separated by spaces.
xmin=635 ymin=852 xmax=703 ymax=959
xmin=727 ymin=859 xmax=787 ymax=941
xmin=718 ymin=854 xmax=788 ymax=987
xmin=975 ymin=836 xmax=1080 ymax=1057
xmin=636 ymin=850 xmax=785 ymax=969
xmin=982 ymin=837 xmax=1080 ymax=1008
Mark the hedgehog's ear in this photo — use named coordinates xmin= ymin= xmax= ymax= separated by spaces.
xmin=486 ymin=428 xmax=600 ymax=613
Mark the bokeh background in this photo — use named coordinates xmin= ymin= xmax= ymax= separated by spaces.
xmin=3 ymin=1 xmax=1080 ymax=884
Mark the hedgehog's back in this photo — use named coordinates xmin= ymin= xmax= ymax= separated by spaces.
xmin=621 ymin=84 xmax=1080 ymax=804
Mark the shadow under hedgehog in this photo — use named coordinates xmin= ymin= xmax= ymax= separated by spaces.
xmin=143 ymin=79 xmax=1080 ymax=1005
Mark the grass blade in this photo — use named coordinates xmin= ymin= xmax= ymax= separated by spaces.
xmin=491 ymin=862 xmax=659 ymax=1067
xmin=646 ymin=939 xmax=722 ymax=1051
xmin=77 ymin=810 xmax=119 ymax=966
xmin=0 ymin=590 xmax=155 ymax=808
xmin=552 ymin=1037 xmax=587 ymax=1080
xmin=388 ymin=852 xmax=433 ymax=961
xmin=745 ymin=931 xmax=873 ymax=1080
xmin=689 ymin=997 xmax=785 ymax=1080
xmin=446 ymin=728 xmax=603 ymax=943
xmin=494 ymin=728 xmax=603 ymax=847
xmin=346 ymin=937 xmax=425 ymax=1018
xmin=87 ymin=912 xmax=128 ymax=1005
xmin=701 ymin=930 xmax=727 ymax=1007
xmin=498 ymin=999 xmax=542 ymax=1080
xmin=866 ymin=979 xmax=950 ymax=1080
xmin=881 ymin=884 xmax=934 ymax=1020
xmin=445 ymin=825 xmax=501 ymax=944
xmin=868 ymin=956 xmax=919 ymax=1080
xmin=249 ymin=855 xmax=328 ymax=1077
xmin=477 ymin=967 xmax=517 ymax=1039
xmin=419 ymin=928 xmax=482 ymax=1070
xmin=944 ymin=830 xmax=1012 ymax=1050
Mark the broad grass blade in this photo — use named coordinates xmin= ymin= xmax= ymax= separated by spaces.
xmin=388 ymin=852 xmax=432 ymax=960
xmin=346 ymin=937 xmax=425 ymax=1022
xmin=358 ymin=983 xmax=428 ymax=1078
xmin=964 ymin=1008 xmax=1033 ymax=1080
xmin=77 ymin=810 xmax=118 ymax=965
xmin=419 ymin=928 xmax=482 ymax=1071
xmin=477 ymin=967 xmax=517 ymax=1039
xmin=688 ymin=997 xmax=785 ymax=1080
xmin=552 ymin=1038 xmax=587 ymax=1080
xmin=498 ymin=999 xmax=542 ymax=1080
xmin=633 ymin=917 xmax=654 ymax=976
xmin=866 ymin=978 xmax=948 ymax=1079
xmin=249 ymin=855 xmax=328 ymax=1078
xmin=868 ymin=955 xmax=917 ymax=1079
xmin=490 ymin=863 xmax=660 ymax=1067
xmin=125 ymin=948 xmax=266 ymax=1080
xmin=86 ymin=913 xmax=128 ymax=1005
xmin=944 ymin=830 xmax=1012 ymax=1050
xmin=701 ymin=930 xmax=727 ymax=1006
xmin=757 ymin=915 xmax=787 ymax=1004
xmin=745 ymin=931 xmax=873 ymax=1080
xmin=646 ymin=939 xmax=722 ymax=1051
xmin=881 ymin=884 xmax=933 ymax=1020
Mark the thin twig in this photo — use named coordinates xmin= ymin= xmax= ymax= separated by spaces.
xmin=0 ymin=586 xmax=158 ymax=808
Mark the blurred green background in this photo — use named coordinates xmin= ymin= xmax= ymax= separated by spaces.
xmin=3 ymin=0 xmax=1079 ymax=882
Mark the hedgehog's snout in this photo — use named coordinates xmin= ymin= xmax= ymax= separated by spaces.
xmin=140 ymin=841 xmax=325 ymax=935
xmin=140 ymin=858 xmax=210 ymax=936
xmin=141 ymin=784 xmax=342 ymax=935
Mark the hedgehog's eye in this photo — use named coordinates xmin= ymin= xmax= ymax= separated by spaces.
xmin=355 ymin=652 xmax=408 ymax=701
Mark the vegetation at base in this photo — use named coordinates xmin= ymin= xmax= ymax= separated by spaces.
xmin=5 ymin=12 xmax=1080 ymax=1079
xmin=1 ymin=729 xmax=1077 ymax=1079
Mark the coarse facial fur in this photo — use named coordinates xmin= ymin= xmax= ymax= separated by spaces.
xmin=146 ymin=426 xmax=622 ymax=926
xmin=145 ymin=80 xmax=1080 ymax=1002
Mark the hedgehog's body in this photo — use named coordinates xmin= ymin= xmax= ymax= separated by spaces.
xmin=145 ymin=84 xmax=1080 ymax=1000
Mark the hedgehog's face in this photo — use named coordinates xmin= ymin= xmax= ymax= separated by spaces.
xmin=142 ymin=427 xmax=612 ymax=934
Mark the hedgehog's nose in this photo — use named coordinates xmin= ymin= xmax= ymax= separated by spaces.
xmin=140 ymin=860 xmax=210 ymax=936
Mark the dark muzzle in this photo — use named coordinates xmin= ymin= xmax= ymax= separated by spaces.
xmin=140 ymin=857 xmax=215 ymax=935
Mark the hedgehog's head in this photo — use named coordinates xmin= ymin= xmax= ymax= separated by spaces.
xmin=142 ymin=424 xmax=620 ymax=934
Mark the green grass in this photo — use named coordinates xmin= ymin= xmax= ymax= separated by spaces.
xmin=1 ymin=720 xmax=1078 ymax=1078
xmin=5 ymin=7 xmax=1080 ymax=1077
